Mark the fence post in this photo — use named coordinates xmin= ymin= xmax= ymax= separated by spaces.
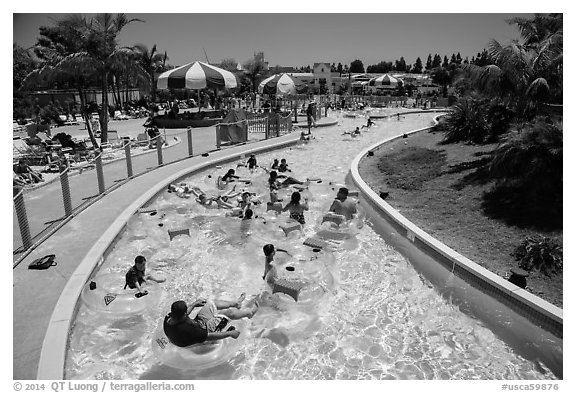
xmin=59 ymin=168 xmax=73 ymax=217
xmin=125 ymin=143 xmax=133 ymax=178
xmin=96 ymin=154 xmax=105 ymax=194
xmin=156 ymin=137 xmax=163 ymax=165
xmin=265 ymin=116 xmax=269 ymax=139
xmin=14 ymin=190 xmax=33 ymax=250
xmin=187 ymin=127 xmax=193 ymax=156
xmin=216 ymin=125 xmax=221 ymax=149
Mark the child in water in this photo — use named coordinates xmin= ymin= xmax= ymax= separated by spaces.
xmin=282 ymin=191 xmax=309 ymax=225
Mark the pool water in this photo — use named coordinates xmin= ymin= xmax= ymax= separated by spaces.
xmin=65 ymin=110 xmax=560 ymax=380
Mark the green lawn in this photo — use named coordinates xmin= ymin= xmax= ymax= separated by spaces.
xmin=358 ymin=129 xmax=563 ymax=308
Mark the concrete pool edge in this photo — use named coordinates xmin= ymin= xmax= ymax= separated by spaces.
xmin=36 ymin=135 xmax=303 ymax=379
xmin=349 ymin=117 xmax=563 ymax=339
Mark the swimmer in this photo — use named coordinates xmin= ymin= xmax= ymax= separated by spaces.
xmin=270 ymin=159 xmax=280 ymax=170
xmin=163 ymin=294 xmax=259 ymax=347
xmin=342 ymin=127 xmax=361 ymax=137
xmin=247 ymin=154 xmax=258 ymax=170
xmin=282 ymin=191 xmax=309 ymax=225
xmin=278 ymin=158 xmax=291 ymax=173
xmin=238 ymin=191 xmax=261 ymax=213
xmin=268 ymin=171 xmax=307 ymax=191
xmin=191 ymin=186 xmax=242 ymax=209
xmin=262 ymin=244 xmax=290 ymax=285
xmin=361 ymin=117 xmax=375 ymax=129
xmin=168 ymin=183 xmax=193 ymax=197
xmin=328 ymin=187 xmax=358 ymax=221
xmin=226 ymin=192 xmax=263 ymax=218
xmin=221 ymin=169 xmax=240 ymax=184
xmin=237 ymin=154 xmax=259 ymax=171
xmin=124 ymin=255 xmax=152 ymax=295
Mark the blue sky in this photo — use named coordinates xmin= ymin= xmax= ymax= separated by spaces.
xmin=13 ymin=12 xmax=533 ymax=70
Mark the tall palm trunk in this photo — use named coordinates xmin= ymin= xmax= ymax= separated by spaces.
xmin=100 ymin=70 xmax=110 ymax=143
xmin=151 ymin=70 xmax=156 ymax=103
xmin=125 ymin=73 xmax=130 ymax=104
xmin=78 ymin=86 xmax=99 ymax=149
xmin=112 ymin=74 xmax=121 ymax=109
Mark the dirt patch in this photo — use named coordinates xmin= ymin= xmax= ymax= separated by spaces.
xmin=359 ymin=130 xmax=563 ymax=308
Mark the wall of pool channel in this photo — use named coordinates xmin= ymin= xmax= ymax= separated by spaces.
xmin=37 ymin=110 xmax=563 ymax=379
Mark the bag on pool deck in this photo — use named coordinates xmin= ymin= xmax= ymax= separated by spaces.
xmin=28 ymin=254 xmax=57 ymax=270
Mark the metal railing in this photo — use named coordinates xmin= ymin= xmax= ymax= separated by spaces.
xmin=13 ymin=118 xmax=295 ymax=266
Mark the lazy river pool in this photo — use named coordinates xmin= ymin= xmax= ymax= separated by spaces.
xmin=65 ymin=110 xmax=561 ymax=379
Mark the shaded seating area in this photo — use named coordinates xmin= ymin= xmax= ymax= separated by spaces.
xmin=13 ymin=127 xmax=100 ymax=187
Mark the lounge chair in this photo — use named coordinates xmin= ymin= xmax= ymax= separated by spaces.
xmin=100 ymin=130 xmax=123 ymax=149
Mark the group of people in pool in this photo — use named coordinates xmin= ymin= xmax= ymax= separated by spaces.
xmin=342 ymin=117 xmax=375 ymax=138
xmin=131 ymin=154 xmax=360 ymax=349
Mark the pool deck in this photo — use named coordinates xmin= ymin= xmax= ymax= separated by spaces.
xmin=12 ymin=116 xmax=337 ymax=380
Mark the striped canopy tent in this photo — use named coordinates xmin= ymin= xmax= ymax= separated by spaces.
xmin=157 ymin=61 xmax=238 ymax=90
xmin=258 ymin=73 xmax=307 ymax=96
xmin=368 ymin=74 xmax=403 ymax=88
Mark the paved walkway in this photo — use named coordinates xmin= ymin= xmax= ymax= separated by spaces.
xmin=13 ymin=116 xmax=337 ymax=380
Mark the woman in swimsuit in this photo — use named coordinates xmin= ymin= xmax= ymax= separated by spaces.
xmin=282 ymin=191 xmax=309 ymax=225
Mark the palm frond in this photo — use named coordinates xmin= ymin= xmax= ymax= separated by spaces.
xmin=526 ymin=77 xmax=550 ymax=101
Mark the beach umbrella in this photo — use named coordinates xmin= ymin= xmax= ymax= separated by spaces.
xmin=258 ymin=73 xmax=307 ymax=96
xmin=157 ymin=61 xmax=238 ymax=90
xmin=368 ymin=74 xmax=403 ymax=87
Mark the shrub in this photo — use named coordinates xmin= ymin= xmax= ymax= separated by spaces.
xmin=483 ymin=116 xmax=563 ymax=229
xmin=511 ymin=236 xmax=562 ymax=276
xmin=485 ymin=100 xmax=515 ymax=142
xmin=435 ymin=98 xmax=515 ymax=145
xmin=436 ymin=98 xmax=490 ymax=144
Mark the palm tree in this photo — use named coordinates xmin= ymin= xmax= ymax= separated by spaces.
xmin=242 ymin=57 xmax=266 ymax=93
xmin=22 ymin=16 xmax=103 ymax=147
xmin=133 ymin=43 xmax=168 ymax=103
xmin=483 ymin=117 xmax=563 ymax=228
xmin=54 ymin=13 xmax=144 ymax=143
xmin=461 ymin=14 xmax=562 ymax=119
xmin=462 ymin=14 xmax=564 ymax=228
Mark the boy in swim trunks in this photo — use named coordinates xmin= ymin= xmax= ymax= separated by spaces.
xmin=163 ymin=295 xmax=259 ymax=347
xmin=278 ymin=158 xmax=291 ymax=173
xmin=247 ymin=155 xmax=257 ymax=170
xmin=125 ymin=255 xmax=149 ymax=295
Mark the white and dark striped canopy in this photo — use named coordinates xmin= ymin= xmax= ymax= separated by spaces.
xmin=368 ymin=74 xmax=403 ymax=87
xmin=258 ymin=73 xmax=307 ymax=96
xmin=157 ymin=61 xmax=238 ymax=90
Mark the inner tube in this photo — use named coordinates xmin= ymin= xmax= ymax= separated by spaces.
xmin=81 ymin=273 xmax=163 ymax=317
xmin=151 ymin=318 xmax=246 ymax=370
xmin=315 ymin=204 xmax=365 ymax=241
xmin=268 ymin=251 xmax=336 ymax=305
xmin=252 ymin=215 xmax=304 ymax=240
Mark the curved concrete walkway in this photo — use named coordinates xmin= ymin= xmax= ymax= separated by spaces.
xmin=13 ymin=116 xmax=337 ymax=380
